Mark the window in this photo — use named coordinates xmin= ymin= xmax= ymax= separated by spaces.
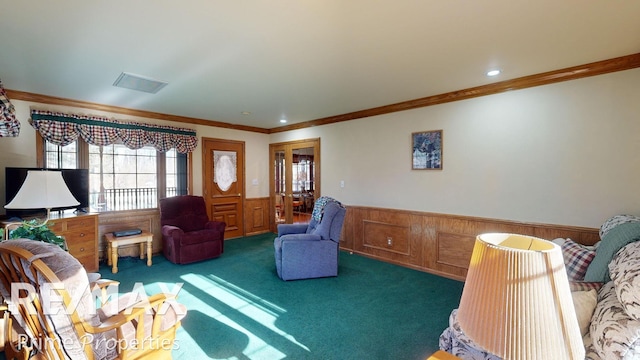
xmin=45 ymin=140 xmax=77 ymax=169
xmin=292 ymin=155 xmax=314 ymax=193
xmin=293 ymin=160 xmax=311 ymax=193
xmin=166 ymin=148 xmax=188 ymax=198
xmin=42 ymin=138 xmax=189 ymax=212
xmin=89 ymin=143 xmax=158 ymax=211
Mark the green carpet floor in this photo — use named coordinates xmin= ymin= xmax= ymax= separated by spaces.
xmin=98 ymin=233 xmax=464 ymax=360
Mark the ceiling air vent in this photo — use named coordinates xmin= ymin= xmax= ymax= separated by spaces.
xmin=113 ymin=72 xmax=168 ymax=94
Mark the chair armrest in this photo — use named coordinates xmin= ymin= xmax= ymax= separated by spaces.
xmin=205 ymin=221 xmax=226 ymax=233
xmin=279 ymin=233 xmax=322 ymax=242
xmin=91 ymin=279 xmax=120 ymax=305
xmin=85 ymin=293 xmax=186 ymax=334
xmin=91 ymin=279 xmax=120 ymax=289
xmin=277 ymin=223 xmax=309 ymax=237
xmin=162 ymin=225 xmax=184 ymax=238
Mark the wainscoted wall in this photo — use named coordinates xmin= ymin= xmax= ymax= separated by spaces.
xmin=93 ymin=201 xmax=598 ymax=282
xmin=97 ymin=209 xmax=161 ymax=260
xmin=244 ymin=197 xmax=271 ymax=236
xmin=341 ymin=206 xmax=600 ymax=281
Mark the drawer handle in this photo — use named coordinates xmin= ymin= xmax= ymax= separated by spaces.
xmin=80 ymin=247 xmax=85 ymax=252
xmin=79 ymin=233 xmax=85 ymax=237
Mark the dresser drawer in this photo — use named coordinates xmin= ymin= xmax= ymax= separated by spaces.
xmin=48 ymin=213 xmax=99 ymax=272
xmin=65 ymin=218 xmax=96 ymax=231
xmin=74 ymin=253 xmax=97 ymax=273
xmin=68 ymin=240 xmax=96 ymax=259
xmin=63 ymin=229 xmax=95 ymax=242
xmin=49 ymin=218 xmax=95 ymax=233
xmin=48 ymin=221 xmax=66 ymax=233
xmin=66 ymin=230 xmax=96 ymax=247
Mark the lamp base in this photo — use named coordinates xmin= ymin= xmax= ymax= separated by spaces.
xmin=427 ymin=350 xmax=461 ymax=360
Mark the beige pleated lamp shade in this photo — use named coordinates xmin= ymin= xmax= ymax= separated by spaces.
xmin=457 ymin=233 xmax=584 ymax=360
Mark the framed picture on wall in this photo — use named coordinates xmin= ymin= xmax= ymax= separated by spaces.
xmin=412 ymin=130 xmax=443 ymax=170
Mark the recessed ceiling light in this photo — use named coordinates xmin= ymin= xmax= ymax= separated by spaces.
xmin=486 ymin=69 xmax=501 ymax=77
xmin=280 ymin=119 xmax=287 ymax=123
xmin=241 ymin=111 xmax=251 ymax=115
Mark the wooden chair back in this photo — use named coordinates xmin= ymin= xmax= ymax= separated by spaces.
xmin=0 ymin=239 xmax=185 ymax=360
xmin=0 ymin=242 xmax=92 ymax=359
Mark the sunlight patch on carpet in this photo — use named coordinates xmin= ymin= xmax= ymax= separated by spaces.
xmin=181 ymin=273 xmax=310 ymax=359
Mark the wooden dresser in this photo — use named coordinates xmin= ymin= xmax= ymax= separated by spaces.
xmin=49 ymin=212 xmax=99 ymax=272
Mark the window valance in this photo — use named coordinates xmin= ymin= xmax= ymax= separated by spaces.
xmin=0 ymin=80 xmax=20 ymax=137
xmin=30 ymin=110 xmax=198 ymax=153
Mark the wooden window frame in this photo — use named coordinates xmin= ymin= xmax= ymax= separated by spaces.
xmin=36 ymin=132 xmax=193 ymax=212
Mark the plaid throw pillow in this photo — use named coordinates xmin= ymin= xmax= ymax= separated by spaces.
xmin=570 ymin=281 xmax=604 ymax=292
xmin=562 ymin=239 xmax=596 ymax=281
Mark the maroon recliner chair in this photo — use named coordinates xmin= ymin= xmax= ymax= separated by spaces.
xmin=160 ymin=195 xmax=226 ymax=264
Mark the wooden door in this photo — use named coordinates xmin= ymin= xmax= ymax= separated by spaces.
xmin=203 ymin=138 xmax=245 ymax=239
xmin=270 ymin=138 xmax=320 ymax=231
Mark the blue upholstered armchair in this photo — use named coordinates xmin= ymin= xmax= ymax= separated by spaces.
xmin=274 ymin=197 xmax=347 ymax=281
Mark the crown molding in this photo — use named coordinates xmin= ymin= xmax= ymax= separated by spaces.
xmin=4 ymin=89 xmax=270 ymax=134
xmin=7 ymin=53 xmax=640 ymax=135
xmin=270 ymin=52 xmax=640 ymax=133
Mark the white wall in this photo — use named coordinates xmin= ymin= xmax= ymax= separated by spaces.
xmin=271 ymin=68 xmax=640 ymax=228
xmin=2 ymin=68 xmax=639 ymax=228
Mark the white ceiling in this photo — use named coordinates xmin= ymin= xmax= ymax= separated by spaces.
xmin=1 ymin=1 xmax=639 ymax=129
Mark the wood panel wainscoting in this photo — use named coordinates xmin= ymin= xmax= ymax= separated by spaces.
xmin=244 ymin=197 xmax=271 ymax=236
xmin=342 ymin=206 xmax=600 ymax=281
xmin=98 ymin=209 xmax=161 ymax=261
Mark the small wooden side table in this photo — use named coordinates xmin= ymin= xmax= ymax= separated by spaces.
xmin=105 ymin=231 xmax=153 ymax=274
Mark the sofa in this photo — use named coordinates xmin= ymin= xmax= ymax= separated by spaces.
xmin=571 ymin=215 xmax=640 ymax=360
xmin=439 ymin=214 xmax=640 ymax=360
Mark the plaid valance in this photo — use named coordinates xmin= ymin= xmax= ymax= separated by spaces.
xmin=0 ymin=80 xmax=20 ymax=137
xmin=29 ymin=110 xmax=198 ymax=153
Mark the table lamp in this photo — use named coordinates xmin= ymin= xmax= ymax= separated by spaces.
xmin=4 ymin=170 xmax=79 ymax=239
xmin=456 ymin=233 xmax=584 ymax=360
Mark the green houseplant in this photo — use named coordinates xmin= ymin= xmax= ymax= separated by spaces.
xmin=4 ymin=219 xmax=67 ymax=250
